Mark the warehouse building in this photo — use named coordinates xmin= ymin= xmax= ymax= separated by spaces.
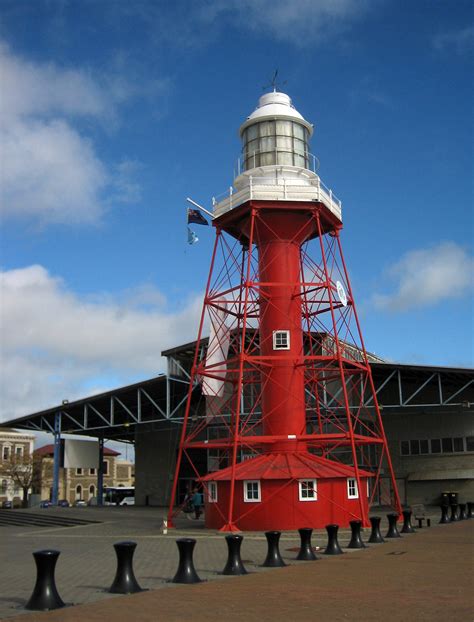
xmin=1 ymin=336 xmax=472 ymax=508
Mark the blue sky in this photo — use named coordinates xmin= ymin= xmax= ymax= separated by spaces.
xmin=1 ymin=0 xmax=473 ymax=431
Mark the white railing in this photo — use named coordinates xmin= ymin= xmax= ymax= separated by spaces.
xmin=212 ymin=173 xmax=342 ymax=222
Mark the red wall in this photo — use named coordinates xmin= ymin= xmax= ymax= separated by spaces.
xmin=204 ymin=478 xmax=369 ymax=531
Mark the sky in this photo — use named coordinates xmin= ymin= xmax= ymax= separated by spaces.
xmin=1 ymin=0 xmax=473 ymax=451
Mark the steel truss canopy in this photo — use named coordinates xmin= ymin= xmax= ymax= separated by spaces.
xmin=0 ymin=352 xmax=472 ymax=440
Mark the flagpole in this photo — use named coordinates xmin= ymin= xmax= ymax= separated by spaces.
xmin=186 ymin=197 xmax=214 ymax=219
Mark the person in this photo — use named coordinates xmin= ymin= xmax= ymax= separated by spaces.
xmin=192 ymin=488 xmax=203 ymax=519
xmin=183 ymin=490 xmax=193 ymax=514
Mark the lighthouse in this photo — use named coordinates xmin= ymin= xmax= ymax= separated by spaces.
xmin=168 ymin=90 xmax=402 ymax=531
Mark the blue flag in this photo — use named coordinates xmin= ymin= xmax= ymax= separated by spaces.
xmin=187 ymin=227 xmax=199 ymax=245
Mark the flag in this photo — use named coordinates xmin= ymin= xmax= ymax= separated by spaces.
xmin=187 ymin=208 xmax=209 ymax=226
xmin=187 ymin=227 xmax=199 ymax=245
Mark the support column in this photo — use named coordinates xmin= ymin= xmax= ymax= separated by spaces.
xmin=97 ymin=437 xmax=104 ymax=506
xmin=51 ymin=413 xmax=62 ymax=505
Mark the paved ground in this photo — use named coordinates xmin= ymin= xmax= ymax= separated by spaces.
xmin=0 ymin=506 xmax=472 ymax=621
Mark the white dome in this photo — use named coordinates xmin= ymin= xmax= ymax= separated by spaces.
xmin=240 ymin=91 xmax=313 ymax=136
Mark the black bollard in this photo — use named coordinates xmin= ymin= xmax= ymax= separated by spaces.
xmin=296 ymin=528 xmax=317 ymax=561
xmin=222 ymin=535 xmax=247 ymax=575
xmin=25 ymin=550 xmax=65 ymax=611
xmin=385 ymin=513 xmax=401 ymax=538
xmin=172 ymin=538 xmax=202 ymax=583
xmin=324 ymin=524 xmax=343 ymax=555
xmin=109 ymin=541 xmax=143 ymax=594
xmin=458 ymin=503 xmax=467 ymax=520
xmin=450 ymin=503 xmax=459 ymax=522
xmin=347 ymin=520 xmax=366 ymax=549
xmin=401 ymin=510 xmax=416 ymax=534
xmin=439 ymin=504 xmax=450 ymax=524
xmin=368 ymin=516 xmax=384 ymax=543
xmin=262 ymin=531 xmax=287 ymax=567
xmin=467 ymin=502 xmax=474 ymax=519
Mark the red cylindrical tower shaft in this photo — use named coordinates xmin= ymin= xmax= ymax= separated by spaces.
xmin=255 ymin=210 xmax=314 ymax=452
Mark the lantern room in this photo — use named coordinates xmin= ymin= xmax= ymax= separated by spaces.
xmin=239 ymin=91 xmax=313 ymax=171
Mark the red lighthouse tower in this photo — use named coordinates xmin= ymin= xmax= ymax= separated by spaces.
xmin=168 ymin=90 xmax=401 ymax=531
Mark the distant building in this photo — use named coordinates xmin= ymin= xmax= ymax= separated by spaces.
xmin=0 ymin=428 xmax=35 ymax=507
xmin=33 ymin=445 xmax=134 ymax=504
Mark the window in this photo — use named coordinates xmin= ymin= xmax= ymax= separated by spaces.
xmin=466 ymin=437 xmax=474 ymax=452
xmin=298 ymin=479 xmax=317 ymax=501
xmin=431 ymin=439 xmax=441 ymax=453
xmin=1 ymin=479 xmax=7 ymax=494
xmin=347 ymin=478 xmax=359 ymax=499
xmin=453 ymin=438 xmax=464 ymax=452
xmin=102 ymin=460 xmax=109 ymax=476
xmin=273 ymin=330 xmax=290 ymax=351
xmin=419 ymin=440 xmax=429 ymax=455
xmin=244 ymin=480 xmax=261 ymax=502
xmin=242 ymin=120 xmax=310 ymax=171
xmin=76 ymin=468 xmax=83 ymax=476
xmin=442 ymin=438 xmax=453 ymax=453
xmin=15 ymin=446 xmax=23 ymax=457
xmin=2 ymin=446 xmax=10 ymax=461
xmin=400 ymin=438 xmax=458 ymax=456
xmin=89 ymin=485 xmax=95 ymax=497
xmin=208 ymin=482 xmax=217 ymax=503
xmin=90 ymin=468 xmax=96 ymax=476
xmin=75 ymin=485 xmax=82 ymax=500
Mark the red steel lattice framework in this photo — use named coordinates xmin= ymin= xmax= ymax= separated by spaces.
xmin=167 ymin=198 xmax=402 ymax=531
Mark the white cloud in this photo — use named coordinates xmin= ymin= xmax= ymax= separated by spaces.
xmin=433 ymin=26 xmax=474 ymax=55
xmin=0 ymin=43 xmax=148 ymax=226
xmin=0 ymin=265 xmax=202 ymax=421
xmin=199 ymin=0 xmax=368 ymax=44
xmin=372 ymin=242 xmax=474 ymax=312
xmin=2 ymin=119 xmax=108 ymax=225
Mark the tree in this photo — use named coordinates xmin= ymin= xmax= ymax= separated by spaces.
xmin=0 ymin=453 xmax=44 ymax=508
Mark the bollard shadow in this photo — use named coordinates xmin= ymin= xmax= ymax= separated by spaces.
xmin=0 ymin=596 xmax=27 ymax=607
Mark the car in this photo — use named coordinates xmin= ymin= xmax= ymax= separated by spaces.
xmin=57 ymin=499 xmax=70 ymax=507
xmin=119 ymin=496 xmax=135 ymax=506
xmin=39 ymin=500 xmax=51 ymax=508
xmin=74 ymin=500 xmax=87 ymax=507
xmin=2 ymin=500 xmax=13 ymax=509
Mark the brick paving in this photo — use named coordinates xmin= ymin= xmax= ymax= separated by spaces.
xmin=0 ymin=506 xmax=472 ymax=621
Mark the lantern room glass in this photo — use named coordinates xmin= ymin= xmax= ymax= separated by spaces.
xmin=242 ymin=120 xmax=310 ymax=171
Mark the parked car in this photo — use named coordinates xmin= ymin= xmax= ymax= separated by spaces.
xmin=119 ymin=496 xmax=135 ymax=506
xmin=2 ymin=500 xmax=13 ymax=509
xmin=57 ymin=499 xmax=70 ymax=507
xmin=74 ymin=500 xmax=87 ymax=507
xmin=39 ymin=500 xmax=51 ymax=508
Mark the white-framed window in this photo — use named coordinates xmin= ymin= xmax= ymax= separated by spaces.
xmin=2 ymin=445 xmax=11 ymax=461
xmin=1 ymin=479 xmax=8 ymax=494
xmin=244 ymin=480 xmax=261 ymax=502
xmin=273 ymin=330 xmax=290 ymax=350
xmin=90 ymin=468 xmax=96 ymax=476
xmin=298 ymin=479 xmax=317 ymax=501
xmin=89 ymin=485 xmax=95 ymax=497
xmin=75 ymin=485 xmax=82 ymax=500
xmin=76 ymin=468 xmax=83 ymax=476
xmin=347 ymin=478 xmax=359 ymax=499
xmin=15 ymin=446 xmax=24 ymax=458
xmin=208 ymin=481 xmax=218 ymax=503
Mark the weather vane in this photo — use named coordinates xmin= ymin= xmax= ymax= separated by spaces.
xmin=262 ymin=69 xmax=287 ymax=92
